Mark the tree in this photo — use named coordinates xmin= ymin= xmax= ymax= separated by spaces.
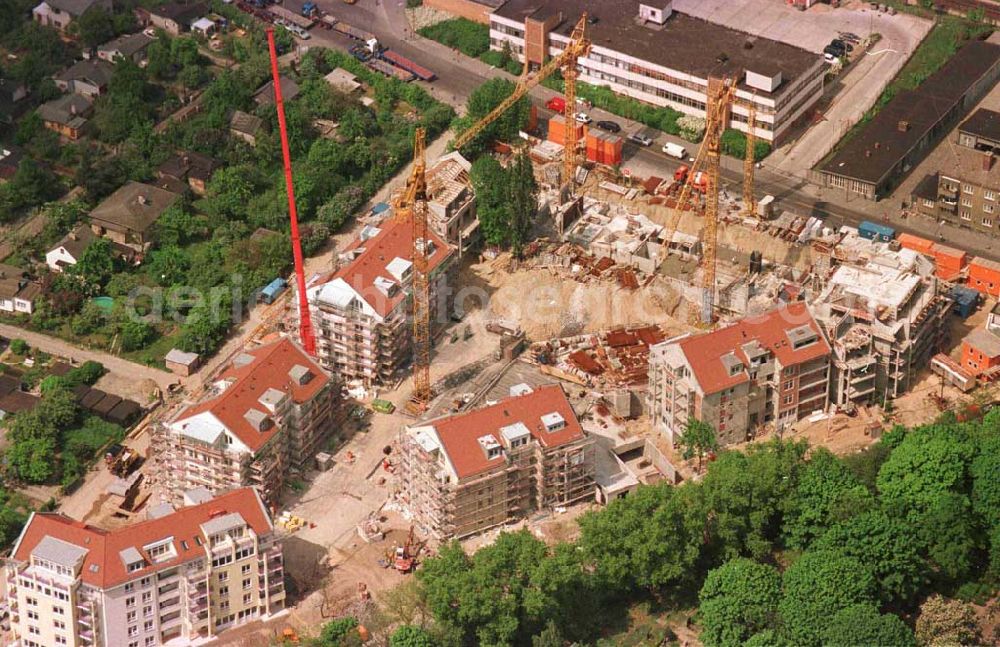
xmin=456 ymin=78 xmax=530 ymax=157
xmin=698 ymin=558 xmax=781 ymax=647
xmin=390 ymin=626 xmax=437 ymax=647
xmin=71 ymin=301 xmax=108 ymax=336
xmin=916 ymin=491 xmax=978 ymax=583
xmin=469 ymin=155 xmax=510 ymax=248
xmin=877 ymin=426 xmax=975 ymax=521
xmin=74 ymin=7 xmax=114 ymax=49
xmin=204 ymin=166 xmax=260 ymax=222
xmin=118 ymin=320 xmax=155 ymax=352
xmin=783 ymin=447 xmax=872 ymax=548
xmin=778 ymin=550 xmax=877 ymax=647
xmin=814 ymin=510 xmax=926 ymax=604
xmin=70 ymin=238 xmax=116 ymax=290
xmin=146 ymin=245 xmax=191 ymax=287
xmin=6 ymin=435 xmax=58 ymax=483
xmin=678 ymin=417 xmax=718 ymax=470
xmin=821 ymin=604 xmax=916 ymax=647
xmin=315 ymin=616 xmax=362 ymax=646
xmin=971 ymin=433 xmax=1000 ymax=534
xmin=530 ymin=621 xmax=564 ymax=647
xmin=914 ymin=595 xmax=980 ymax=647
xmin=9 ymin=338 xmax=29 ymax=356
xmin=506 ymin=152 xmax=538 ymax=258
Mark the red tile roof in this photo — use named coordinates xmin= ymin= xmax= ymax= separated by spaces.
xmin=331 ymin=213 xmax=452 ymax=318
xmin=175 ymin=338 xmax=329 ymax=452
xmin=429 ymin=384 xmax=584 ymax=479
xmin=11 ymin=488 xmax=272 ymax=589
xmin=677 ymin=303 xmax=830 ymax=395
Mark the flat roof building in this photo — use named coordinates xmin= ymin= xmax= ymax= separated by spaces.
xmin=489 ymin=0 xmax=825 ymax=143
xmin=818 ymin=40 xmax=1000 ymax=201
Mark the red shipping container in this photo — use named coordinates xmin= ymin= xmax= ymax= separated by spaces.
xmin=930 ymin=243 xmax=967 ymax=270
xmin=898 ymin=233 xmax=934 ymax=255
xmin=968 ymin=257 xmax=1000 ymax=297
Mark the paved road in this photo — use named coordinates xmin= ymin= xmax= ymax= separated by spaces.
xmin=0 ymin=322 xmax=175 ymax=390
xmin=285 ymin=0 xmax=1000 ymax=261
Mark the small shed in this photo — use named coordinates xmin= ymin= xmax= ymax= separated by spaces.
xmin=165 ymin=348 xmax=200 ymax=376
xmin=80 ymin=388 xmax=108 ymax=411
xmin=260 ymin=278 xmax=287 ymax=305
xmin=949 ymin=285 xmax=980 ymax=318
xmin=93 ymin=394 xmax=123 ymax=418
xmin=108 ymin=400 xmax=142 ymax=427
xmin=191 ymin=17 xmax=215 ymax=37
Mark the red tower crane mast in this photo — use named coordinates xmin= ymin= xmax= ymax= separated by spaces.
xmin=266 ymin=28 xmax=316 ymax=355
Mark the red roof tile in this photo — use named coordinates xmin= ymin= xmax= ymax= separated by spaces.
xmin=677 ymin=303 xmax=830 ymax=395
xmin=330 ymin=213 xmax=452 ymax=318
xmin=174 ymin=338 xmax=329 ymax=452
xmin=11 ymin=488 xmax=272 ymax=589
xmin=429 ymin=385 xmax=584 ymax=479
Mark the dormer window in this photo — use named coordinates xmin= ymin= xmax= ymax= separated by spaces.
xmin=540 ymin=412 xmax=566 ymax=432
xmin=477 ymin=435 xmax=503 ymax=460
xmin=143 ymin=538 xmax=176 ymax=565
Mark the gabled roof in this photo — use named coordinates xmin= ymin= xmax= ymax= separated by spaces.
xmin=10 ymin=488 xmax=272 ymax=589
xmin=98 ymin=32 xmax=155 ymax=58
xmin=89 ymin=181 xmax=180 ymax=234
xmin=420 ymin=384 xmax=585 ymax=479
xmin=309 ymin=212 xmax=452 ymax=319
xmin=43 ymin=0 xmax=109 ymax=18
xmin=55 ymin=59 xmax=114 ymax=88
xmin=151 ymin=1 xmax=208 ymax=24
xmin=253 ymin=76 xmax=300 ymax=106
xmin=37 ymin=93 xmax=92 ymax=127
xmin=157 ymin=151 xmax=219 ymax=181
xmin=170 ymin=338 xmax=330 ymax=452
xmin=674 ymin=303 xmax=830 ymax=395
xmin=230 ymin=109 xmax=264 ymax=136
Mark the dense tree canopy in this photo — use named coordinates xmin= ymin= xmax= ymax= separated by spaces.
xmin=698 ymin=558 xmax=781 ymax=647
xmin=454 ymin=78 xmax=530 ymax=157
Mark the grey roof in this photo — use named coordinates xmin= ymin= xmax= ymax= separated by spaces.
xmin=230 ymin=110 xmax=264 ymax=136
xmin=89 ymin=181 xmax=181 ymax=234
xmin=966 ymin=328 xmax=1000 ymax=357
xmin=55 ymin=59 xmax=114 ymax=88
xmin=253 ymin=76 xmax=300 ymax=106
xmin=288 ymin=364 xmax=313 ymax=385
xmin=146 ymin=502 xmax=176 ymax=520
xmin=182 ymin=487 xmax=214 ymax=506
xmin=32 ymin=535 xmax=89 ymax=568
xmin=52 ymin=224 xmax=96 ymax=260
xmin=165 ymin=348 xmax=199 ymax=365
xmin=45 ymin=0 xmax=110 ymax=17
xmin=152 ymin=1 xmax=208 ymax=24
xmin=37 ymin=93 xmax=92 ymax=128
xmin=98 ymin=32 xmax=155 ymax=58
xmin=258 ymin=387 xmax=285 ymax=408
xmin=118 ymin=545 xmax=144 ymax=568
xmin=199 ymin=511 xmax=245 ymax=537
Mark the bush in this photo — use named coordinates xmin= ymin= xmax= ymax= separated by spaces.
xmin=417 ymin=18 xmax=490 ymax=58
xmin=720 ymin=129 xmax=772 ymax=161
xmin=9 ymin=339 xmax=29 ymax=356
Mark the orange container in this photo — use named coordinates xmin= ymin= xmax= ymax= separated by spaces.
xmin=930 ymin=243 xmax=967 ymax=270
xmin=898 ymin=233 xmax=934 ymax=255
xmin=968 ymin=257 xmax=1000 ymax=297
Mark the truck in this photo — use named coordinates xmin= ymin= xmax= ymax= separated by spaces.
xmin=301 ymin=1 xmax=317 ymax=16
xmin=662 ymin=142 xmax=687 ymax=159
xmin=545 ymin=96 xmax=566 ymax=112
xmin=381 ymin=50 xmax=435 ymax=81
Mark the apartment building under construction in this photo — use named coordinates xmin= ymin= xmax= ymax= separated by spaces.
xmin=400 ymin=384 xmax=595 ymax=540
xmin=5 ymin=488 xmax=284 ymax=647
xmin=305 ymin=213 xmax=456 ymax=387
xmin=809 ymin=232 xmax=950 ymax=405
xmin=153 ymin=338 xmax=337 ymax=508
xmin=648 ymin=303 xmax=832 ymax=445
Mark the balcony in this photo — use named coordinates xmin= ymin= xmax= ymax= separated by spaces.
xmin=159 ymin=596 xmax=180 ymax=611
xmin=189 ymin=599 xmax=208 ymax=614
xmin=80 ymin=629 xmax=94 ymax=643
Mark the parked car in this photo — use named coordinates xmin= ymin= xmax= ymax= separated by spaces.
xmin=662 ymin=142 xmax=687 ymax=159
xmin=574 ymin=112 xmax=592 ymax=124
xmin=840 ymin=31 xmax=861 ymax=43
xmin=831 ymin=39 xmax=853 ymax=52
xmin=596 ymin=120 xmax=621 ymax=133
xmin=627 ymin=132 xmax=653 ymax=146
xmin=824 ymin=51 xmax=840 ymax=63
xmin=546 ymin=96 xmax=566 ymax=112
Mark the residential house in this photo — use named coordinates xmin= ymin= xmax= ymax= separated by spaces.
xmin=648 ymin=303 xmax=831 ymax=446
xmin=5 ymin=487 xmax=285 ymax=646
xmin=0 ymin=144 xmax=24 ymax=183
xmin=425 ymin=151 xmax=479 ymax=252
xmin=157 ymin=151 xmax=220 ymax=196
xmin=45 ymin=224 xmax=137 ymax=272
xmin=305 ymin=213 xmax=456 ymax=387
xmin=54 ymin=59 xmax=114 ymax=98
xmin=229 ymin=110 xmax=265 ymax=147
xmin=400 ymin=384 xmax=595 ymax=539
xmin=0 ymin=77 xmax=28 ymax=125
xmin=323 ymin=68 xmax=362 ymax=94
xmin=253 ymin=76 xmax=300 ymax=108
xmin=0 ymin=263 xmax=42 ymax=314
xmin=88 ymin=181 xmax=181 ymax=251
xmin=960 ymin=302 xmax=1000 ymax=377
xmin=97 ymin=32 xmax=155 ymax=64
xmin=33 ymin=0 xmax=112 ymax=32
xmin=37 ymin=93 xmax=93 ymax=140
xmin=144 ymin=2 xmax=209 ymax=36
xmin=155 ymin=338 xmax=339 ymax=507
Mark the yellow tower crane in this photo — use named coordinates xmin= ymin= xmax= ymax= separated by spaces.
xmin=393 ymin=128 xmax=432 ymax=409
xmin=742 ymin=97 xmax=758 ymax=218
xmin=659 ymin=77 xmax=735 ymax=325
xmin=450 ymin=14 xmax=591 ymax=190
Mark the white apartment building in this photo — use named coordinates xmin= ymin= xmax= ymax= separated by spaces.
xmin=489 ymin=0 xmax=826 ymax=144
xmin=4 ymin=488 xmax=285 ymax=647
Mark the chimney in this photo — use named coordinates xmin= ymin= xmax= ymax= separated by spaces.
xmin=137 ymin=195 xmax=148 ymax=206
xmin=898 ymin=120 xmax=909 ymax=133
xmin=69 ymin=231 xmax=77 ymax=241
xmin=984 ymin=152 xmax=995 ymax=172
xmin=865 ymin=150 xmax=871 ymax=158
xmin=874 ymin=141 xmax=880 ymax=150
xmin=70 ymin=102 xmax=77 ymax=116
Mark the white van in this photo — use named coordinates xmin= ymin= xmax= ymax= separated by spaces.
xmin=662 ymin=142 xmax=687 ymax=159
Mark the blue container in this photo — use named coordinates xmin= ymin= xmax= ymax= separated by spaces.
xmin=949 ymin=285 xmax=979 ymax=318
xmin=260 ymin=278 xmax=288 ymax=305
xmin=858 ymin=220 xmax=896 ymax=242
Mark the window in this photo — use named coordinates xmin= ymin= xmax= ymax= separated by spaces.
xmin=142 ymin=591 xmax=151 ymax=603
xmin=129 ymin=641 xmax=139 ymax=647
xmin=145 ymin=637 xmax=156 ymax=647
xmin=241 ymin=564 xmax=251 ymax=575
xmin=986 ymin=203 xmax=995 ymax=214
xmin=144 ymin=605 xmax=153 ymax=617
xmin=127 ymin=610 xmax=137 ymax=622
xmin=53 ymin=605 xmax=64 ymax=615
xmin=55 ymin=637 xmax=67 ymax=646
xmin=218 ymin=572 xmax=229 ymax=582
xmin=986 ymin=190 xmax=996 ymax=201
xmin=984 ymin=219 xmax=993 ymax=228
xmin=963 ymin=183 xmax=974 ymax=194
xmin=28 ymin=626 xmax=40 ymax=635
xmin=126 ymin=596 xmax=136 ymax=608
xmin=782 ymin=395 xmax=793 ymax=405
xmin=783 ymin=380 xmax=794 ymax=390
xmin=243 ymin=592 xmax=253 ymax=604
xmin=54 ymin=619 xmax=65 ymax=630
xmin=144 ymin=620 xmax=154 ymax=631
xmin=243 ymin=577 xmax=252 ymax=590
xmin=962 ymin=210 xmax=972 ymax=221
xmin=220 ymin=600 xmax=230 ymax=611
xmin=140 ymin=577 xmax=151 ymax=587
xmin=128 ymin=625 xmax=138 ymax=637
xmin=125 ymin=582 xmax=135 ymax=593
xmin=26 ymin=610 xmax=38 ymax=620
xmin=219 ymin=586 xmax=229 ymax=596
xmin=961 ymin=197 xmax=973 ymax=207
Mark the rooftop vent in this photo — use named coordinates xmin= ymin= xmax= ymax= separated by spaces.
xmin=898 ymin=120 xmax=910 ymax=133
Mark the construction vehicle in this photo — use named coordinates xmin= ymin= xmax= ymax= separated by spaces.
xmin=300 ymin=1 xmax=317 ymax=16
xmin=451 ymin=14 xmax=591 ymax=191
xmin=109 ymin=448 xmax=139 ymax=477
xmin=394 ymin=526 xmax=423 ymax=573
